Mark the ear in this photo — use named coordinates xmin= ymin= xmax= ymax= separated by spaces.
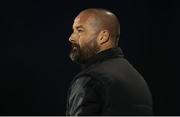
xmin=97 ymin=30 xmax=110 ymax=45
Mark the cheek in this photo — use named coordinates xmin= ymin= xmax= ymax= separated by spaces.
xmin=78 ymin=34 xmax=88 ymax=46
xmin=78 ymin=37 xmax=86 ymax=48
xmin=79 ymin=32 xmax=98 ymax=47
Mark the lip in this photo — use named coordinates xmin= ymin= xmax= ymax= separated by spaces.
xmin=71 ymin=44 xmax=78 ymax=49
xmin=72 ymin=46 xmax=78 ymax=51
xmin=71 ymin=44 xmax=76 ymax=48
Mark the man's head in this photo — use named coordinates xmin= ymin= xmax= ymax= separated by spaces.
xmin=69 ymin=8 xmax=120 ymax=63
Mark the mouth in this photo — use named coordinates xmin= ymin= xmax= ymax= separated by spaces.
xmin=72 ymin=46 xmax=78 ymax=51
xmin=71 ymin=44 xmax=79 ymax=51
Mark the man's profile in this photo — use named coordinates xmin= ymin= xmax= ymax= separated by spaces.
xmin=66 ymin=8 xmax=153 ymax=115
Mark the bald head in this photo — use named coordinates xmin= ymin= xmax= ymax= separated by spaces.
xmin=77 ymin=8 xmax=120 ymax=46
xmin=69 ymin=8 xmax=120 ymax=63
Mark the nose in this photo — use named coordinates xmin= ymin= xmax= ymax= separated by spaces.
xmin=69 ymin=33 xmax=76 ymax=43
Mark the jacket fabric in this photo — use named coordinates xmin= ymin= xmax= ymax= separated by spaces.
xmin=66 ymin=47 xmax=153 ymax=115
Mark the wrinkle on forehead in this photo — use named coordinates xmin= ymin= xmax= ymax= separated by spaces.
xmin=73 ymin=13 xmax=101 ymax=32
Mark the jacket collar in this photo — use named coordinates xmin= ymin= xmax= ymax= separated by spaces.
xmin=82 ymin=47 xmax=124 ymax=69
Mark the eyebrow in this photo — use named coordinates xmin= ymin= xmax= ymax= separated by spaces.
xmin=73 ymin=25 xmax=84 ymax=30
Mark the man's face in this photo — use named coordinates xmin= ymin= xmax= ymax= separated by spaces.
xmin=69 ymin=13 xmax=100 ymax=63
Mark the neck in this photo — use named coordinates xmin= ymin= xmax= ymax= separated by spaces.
xmin=97 ymin=43 xmax=115 ymax=54
xmin=81 ymin=47 xmax=123 ymax=69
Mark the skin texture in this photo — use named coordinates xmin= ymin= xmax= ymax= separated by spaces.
xmin=69 ymin=8 xmax=120 ymax=64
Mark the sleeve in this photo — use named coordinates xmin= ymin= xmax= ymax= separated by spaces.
xmin=68 ymin=76 xmax=104 ymax=116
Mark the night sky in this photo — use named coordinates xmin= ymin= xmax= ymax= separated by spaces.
xmin=0 ymin=0 xmax=179 ymax=115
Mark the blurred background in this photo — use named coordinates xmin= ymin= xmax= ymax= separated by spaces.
xmin=0 ymin=0 xmax=179 ymax=115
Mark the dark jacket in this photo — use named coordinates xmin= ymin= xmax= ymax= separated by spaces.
xmin=66 ymin=47 xmax=153 ymax=115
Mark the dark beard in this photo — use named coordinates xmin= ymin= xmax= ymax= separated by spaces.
xmin=69 ymin=40 xmax=99 ymax=64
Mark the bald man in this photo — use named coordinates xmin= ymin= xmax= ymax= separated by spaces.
xmin=66 ymin=8 xmax=153 ymax=115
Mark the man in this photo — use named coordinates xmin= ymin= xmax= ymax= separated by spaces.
xmin=66 ymin=8 xmax=153 ymax=115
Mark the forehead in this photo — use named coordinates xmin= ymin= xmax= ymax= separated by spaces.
xmin=73 ymin=13 xmax=97 ymax=28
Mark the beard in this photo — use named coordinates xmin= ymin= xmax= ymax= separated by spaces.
xmin=69 ymin=40 xmax=99 ymax=64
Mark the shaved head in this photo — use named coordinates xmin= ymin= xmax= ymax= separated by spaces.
xmin=69 ymin=8 xmax=120 ymax=63
xmin=77 ymin=8 xmax=120 ymax=46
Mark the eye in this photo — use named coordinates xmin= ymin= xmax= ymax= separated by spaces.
xmin=77 ymin=29 xmax=84 ymax=33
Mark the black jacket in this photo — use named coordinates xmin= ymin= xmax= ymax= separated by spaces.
xmin=66 ymin=47 xmax=153 ymax=115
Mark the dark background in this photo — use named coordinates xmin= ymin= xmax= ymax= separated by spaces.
xmin=0 ymin=0 xmax=179 ymax=115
